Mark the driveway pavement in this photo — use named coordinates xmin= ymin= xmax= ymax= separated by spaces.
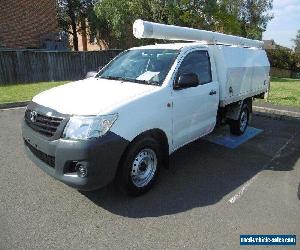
xmin=0 ymin=108 xmax=299 ymax=249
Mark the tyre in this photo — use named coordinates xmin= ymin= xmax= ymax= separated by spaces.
xmin=229 ymin=104 xmax=249 ymax=136
xmin=116 ymin=136 xmax=162 ymax=196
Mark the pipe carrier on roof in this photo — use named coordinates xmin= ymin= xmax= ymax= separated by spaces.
xmin=133 ymin=19 xmax=264 ymax=49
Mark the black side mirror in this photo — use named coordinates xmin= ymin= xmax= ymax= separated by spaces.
xmin=174 ymin=73 xmax=199 ymax=90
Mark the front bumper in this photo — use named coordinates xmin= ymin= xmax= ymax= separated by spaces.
xmin=22 ymin=121 xmax=129 ymax=191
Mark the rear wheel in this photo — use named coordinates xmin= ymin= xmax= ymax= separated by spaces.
xmin=229 ymin=104 xmax=249 ymax=136
xmin=116 ymin=136 xmax=161 ymax=196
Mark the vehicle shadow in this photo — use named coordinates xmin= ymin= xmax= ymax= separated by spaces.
xmin=81 ymin=117 xmax=299 ymax=218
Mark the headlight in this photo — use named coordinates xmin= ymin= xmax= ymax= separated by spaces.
xmin=63 ymin=114 xmax=118 ymax=140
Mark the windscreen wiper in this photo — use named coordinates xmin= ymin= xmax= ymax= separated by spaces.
xmin=100 ymin=76 xmax=125 ymax=81
xmin=131 ymin=79 xmax=160 ymax=86
xmin=101 ymin=76 xmax=160 ymax=85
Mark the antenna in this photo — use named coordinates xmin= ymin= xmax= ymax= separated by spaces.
xmin=133 ymin=19 xmax=264 ymax=49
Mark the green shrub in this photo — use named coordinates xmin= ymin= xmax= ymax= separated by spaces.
xmin=266 ymin=46 xmax=300 ymax=73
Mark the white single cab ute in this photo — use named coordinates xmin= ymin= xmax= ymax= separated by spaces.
xmin=22 ymin=20 xmax=270 ymax=196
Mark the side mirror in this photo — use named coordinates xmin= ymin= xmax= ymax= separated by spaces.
xmin=174 ymin=73 xmax=199 ymax=90
xmin=85 ymin=71 xmax=98 ymax=78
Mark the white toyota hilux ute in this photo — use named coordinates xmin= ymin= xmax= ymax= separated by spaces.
xmin=22 ymin=21 xmax=270 ymax=196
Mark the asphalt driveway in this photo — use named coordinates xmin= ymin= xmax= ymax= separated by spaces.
xmin=0 ymin=108 xmax=299 ymax=249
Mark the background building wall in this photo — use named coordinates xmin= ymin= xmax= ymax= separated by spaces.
xmin=77 ymin=33 xmax=102 ymax=51
xmin=0 ymin=0 xmax=58 ymax=49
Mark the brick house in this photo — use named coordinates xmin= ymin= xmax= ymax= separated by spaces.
xmin=0 ymin=0 xmax=59 ymax=49
xmin=263 ymin=40 xmax=276 ymax=50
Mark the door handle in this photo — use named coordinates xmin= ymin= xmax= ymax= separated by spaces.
xmin=209 ymin=90 xmax=217 ymax=95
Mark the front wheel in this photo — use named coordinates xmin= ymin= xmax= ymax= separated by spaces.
xmin=116 ymin=137 xmax=161 ymax=196
xmin=229 ymin=104 xmax=249 ymax=136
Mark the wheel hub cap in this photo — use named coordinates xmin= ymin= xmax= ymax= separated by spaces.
xmin=240 ymin=111 xmax=248 ymax=132
xmin=131 ymin=148 xmax=157 ymax=188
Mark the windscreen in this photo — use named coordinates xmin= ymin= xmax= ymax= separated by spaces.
xmin=98 ymin=49 xmax=179 ymax=86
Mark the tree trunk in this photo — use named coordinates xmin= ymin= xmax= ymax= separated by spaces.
xmin=81 ymin=18 xmax=88 ymax=51
xmin=68 ymin=1 xmax=78 ymax=51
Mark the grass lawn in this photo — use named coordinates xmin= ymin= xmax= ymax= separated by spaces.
xmin=0 ymin=81 xmax=67 ymax=104
xmin=265 ymin=77 xmax=300 ymax=107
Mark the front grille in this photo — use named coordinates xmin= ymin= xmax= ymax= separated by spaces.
xmin=25 ymin=109 xmax=63 ymax=137
xmin=25 ymin=140 xmax=55 ymax=168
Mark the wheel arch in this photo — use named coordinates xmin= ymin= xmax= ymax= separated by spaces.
xmin=225 ymin=97 xmax=252 ymax=121
xmin=116 ymin=128 xmax=170 ymax=176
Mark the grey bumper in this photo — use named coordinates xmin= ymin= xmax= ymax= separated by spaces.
xmin=22 ymin=121 xmax=129 ymax=191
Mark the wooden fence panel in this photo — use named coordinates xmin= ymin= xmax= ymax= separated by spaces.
xmin=270 ymin=67 xmax=292 ymax=78
xmin=0 ymin=50 xmax=122 ymax=84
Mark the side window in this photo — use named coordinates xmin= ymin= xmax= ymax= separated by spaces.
xmin=177 ymin=51 xmax=212 ymax=85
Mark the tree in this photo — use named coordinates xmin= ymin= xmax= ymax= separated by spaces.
xmin=94 ymin=0 xmax=226 ymax=48
xmin=215 ymin=0 xmax=273 ymax=39
xmin=266 ymin=46 xmax=294 ymax=70
xmin=240 ymin=0 xmax=273 ymax=39
xmin=94 ymin=0 xmax=274 ymax=49
xmin=93 ymin=0 xmax=134 ymax=48
xmin=293 ymin=30 xmax=300 ymax=55
xmin=58 ymin=0 xmax=97 ymax=51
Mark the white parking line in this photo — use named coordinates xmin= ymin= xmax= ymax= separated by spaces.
xmin=228 ymin=132 xmax=297 ymax=204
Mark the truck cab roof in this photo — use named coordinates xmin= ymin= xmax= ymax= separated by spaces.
xmin=130 ymin=42 xmax=209 ymax=51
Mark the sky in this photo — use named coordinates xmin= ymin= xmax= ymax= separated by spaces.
xmin=262 ymin=0 xmax=300 ymax=49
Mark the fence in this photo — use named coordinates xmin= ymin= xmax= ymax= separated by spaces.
xmin=0 ymin=49 xmax=122 ymax=84
xmin=270 ymin=67 xmax=292 ymax=78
